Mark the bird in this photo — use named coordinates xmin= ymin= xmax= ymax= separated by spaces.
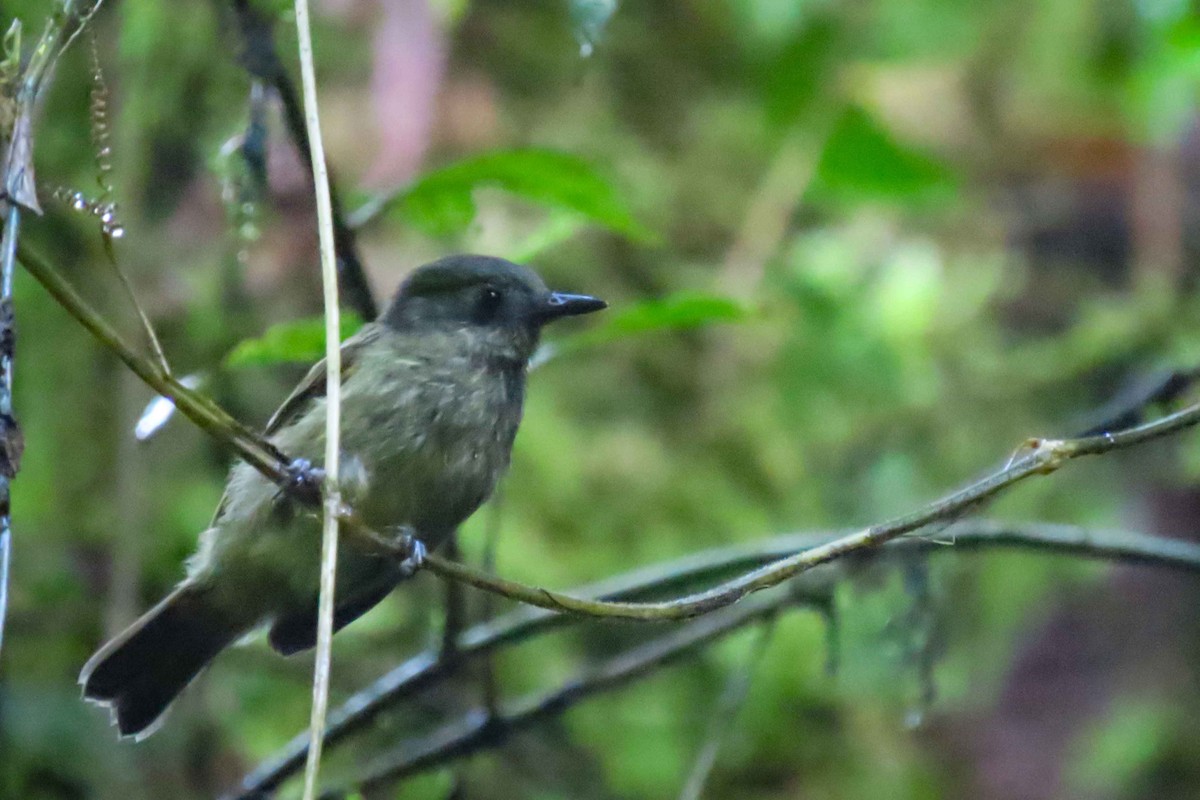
xmin=79 ymin=254 xmax=606 ymax=738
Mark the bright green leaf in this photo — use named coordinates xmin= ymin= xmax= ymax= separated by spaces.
xmin=764 ymin=18 xmax=841 ymax=128
xmin=385 ymin=148 xmax=653 ymax=241
xmin=224 ymin=313 xmax=364 ymax=368
xmin=594 ymin=292 xmax=751 ymax=338
xmin=537 ymin=292 xmax=752 ymax=366
xmin=505 ymin=212 xmax=588 ymax=263
xmin=812 ymin=107 xmax=956 ymax=202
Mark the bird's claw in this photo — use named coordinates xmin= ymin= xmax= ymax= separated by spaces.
xmin=391 ymin=527 xmax=426 ymax=577
xmin=283 ymin=458 xmax=325 ymax=506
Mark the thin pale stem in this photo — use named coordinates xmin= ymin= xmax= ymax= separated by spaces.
xmin=291 ymin=0 xmax=343 ymax=798
xmin=678 ymin=620 xmax=775 ymax=800
xmin=101 ymin=237 xmax=171 ymax=376
xmin=0 ymin=206 xmax=17 ymax=659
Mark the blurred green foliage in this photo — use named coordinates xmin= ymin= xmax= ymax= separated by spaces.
xmin=367 ymin=148 xmax=653 ymax=240
xmin=1 ymin=0 xmax=1200 ymax=799
xmin=225 ymin=313 xmax=363 ymax=367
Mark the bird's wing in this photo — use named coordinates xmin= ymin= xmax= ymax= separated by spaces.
xmin=209 ymin=324 xmax=382 ymax=526
xmin=263 ymin=323 xmax=381 ymax=435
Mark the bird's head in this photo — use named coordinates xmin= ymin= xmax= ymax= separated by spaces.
xmin=381 ymin=255 xmax=606 ymax=359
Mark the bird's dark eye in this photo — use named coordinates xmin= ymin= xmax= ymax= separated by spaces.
xmin=474 ymin=287 xmax=503 ymax=322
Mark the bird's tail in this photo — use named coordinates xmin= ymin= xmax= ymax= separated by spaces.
xmin=79 ymin=583 xmax=246 ymax=739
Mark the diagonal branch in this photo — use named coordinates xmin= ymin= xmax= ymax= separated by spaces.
xmin=229 ymin=519 xmax=1200 ymax=798
xmin=18 ymin=217 xmax=1200 ymax=790
xmin=228 ymin=0 xmax=377 ymax=321
xmin=22 ymin=232 xmax=1200 ymax=627
xmin=415 ymin=413 xmax=1200 ymax=621
xmin=678 ymin=620 xmax=775 ymax=800
xmin=348 ymin=586 xmax=803 ymax=796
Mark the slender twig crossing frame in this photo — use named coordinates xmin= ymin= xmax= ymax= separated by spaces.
xmin=289 ymin=0 xmax=343 ymax=797
xmin=230 ymin=519 xmax=1200 ymax=797
xmin=17 ymin=240 xmax=1200 ymax=626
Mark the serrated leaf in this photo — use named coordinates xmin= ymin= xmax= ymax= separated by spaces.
xmin=812 ymin=107 xmax=955 ymax=202
xmin=225 ymin=313 xmax=364 ymax=368
xmin=387 ymin=148 xmax=652 ymax=240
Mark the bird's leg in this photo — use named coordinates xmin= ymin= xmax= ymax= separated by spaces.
xmin=281 ymin=457 xmax=326 ymax=507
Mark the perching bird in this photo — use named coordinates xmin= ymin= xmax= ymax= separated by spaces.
xmin=80 ymin=255 xmax=605 ymax=738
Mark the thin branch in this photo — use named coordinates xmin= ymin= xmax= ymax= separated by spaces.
xmin=678 ymin=620 xmax=775 ymax=800
xmin=229 ymin=520 xmax=1200 ymax=798
xmin=350 ymin=587 xmax=804 ymax=796
xmin=439 ymin=532 xmax=466 ymax=660
xmin=1075 ymin=366 xmax=1200 ymax=437
xmin=413 ymin=415 xmax=1200 ymax=621
xmin=290 ymin=0 xmax=343 ymax=797
xmin=228 ymin=0 xmax=377 ymax=321
xmin=85 ymin=33 xmax=169 ymax=374
xmin=478 ymin=486 xmax=505 ymax=716
xmin=99 ymin=242 xmax=171 ymax=373
xmin=18 ymin=241 xmax=291 ymax=482
xmin=19 ymin=200 xmax=1200 ymax=779
xmin=0 ymin=206 xmax=17 ymax=658
xmin=0 ymin=0 xmax=103 ymax=656
xmin=25 ymin=209 xmax=1200 ymax=628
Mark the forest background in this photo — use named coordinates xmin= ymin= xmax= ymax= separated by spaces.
xmin=4 ymin=1 xmax=1200 ymax=799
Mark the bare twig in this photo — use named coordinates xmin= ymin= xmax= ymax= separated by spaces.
xmin=678 ymin=620 xmax=775 ymax=800
xmin=82 ymin=32 xmax=171 ymax=376
xmin=414 ymin=415 xmax=1200 ymax=621
xmin=0 ymin=0 xmax=104 ymax=656
xmin=0 ymin=206 xmax=17 ymax=658
xmin=229 ymin=520 xmax=1200 ymax=798
xmin=18 ymin=242 xmax=291 ymax=481
xmin=228 ymin=0 xmax=377 ymax=321
xmin=478 ymin=487 xmax=505 ymax=716
xmin=26 ymin=207 xmax=1200 ymax=629
xmin=19 ymin=196 xmax=1200 ymax=789
xmin=350 ymin=587 xmax=804 ymax=795
xmin=1075 ymin=366 xmax=1200 ymax=437
xmin=439 ymin=532 xmax=466 ymax=660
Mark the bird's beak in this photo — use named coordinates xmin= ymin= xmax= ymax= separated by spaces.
xmin=540 ymin=291 xmax=607 ymax=322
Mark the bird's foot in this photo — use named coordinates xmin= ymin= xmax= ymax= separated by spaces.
xmin=283 ymin=458 xmax=326 ymax=506
xmin=388 ymin=526 xmax=426 ymax=577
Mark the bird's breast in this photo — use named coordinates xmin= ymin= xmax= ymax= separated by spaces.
xmin=341 ymin=354 xmax=525 ymax=539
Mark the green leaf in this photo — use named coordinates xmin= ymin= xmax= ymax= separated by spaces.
xmin=764 ymin=18 xmax=841 ymax=128
xmin=536 ymin=292 xmax=752 ymax=366
xmin=594 ymin=292 xmax=751 ymax=338
xmin=505 ymin=212 xmax=588 ymax=263
xmin=224 ymin=313 xmax=364 ymax=368
xmin=387 ymin=148 xmax=653 ymax=240
xmin=812 ymin=107 xmax=955 ymax=202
